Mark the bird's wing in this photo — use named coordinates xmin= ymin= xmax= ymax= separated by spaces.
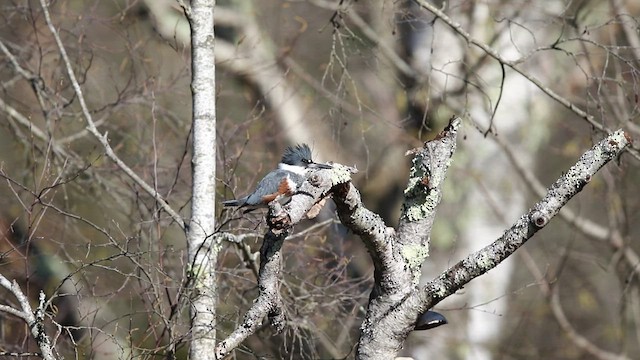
xmin=244 ymin=170 xmax=305 ymax=206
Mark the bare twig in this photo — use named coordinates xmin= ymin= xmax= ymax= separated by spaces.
xmin=609 ymin=0 xmax=640 ymax=63
xmin=142 ymin=0 xmax=335 ymax=159
xmin=412 ymin=0 xmax=640 ymax=161
xmin=520 ymin=249 xmax=629 ymax=360
xmin=37 ymin=0 xmax=185 ymax=230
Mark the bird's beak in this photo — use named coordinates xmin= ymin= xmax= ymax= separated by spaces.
xmin=309 ymin=162 xmax=333 ymax=169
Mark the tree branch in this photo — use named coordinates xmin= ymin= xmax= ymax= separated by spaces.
xmin=37 ymin=0 xmax=185 ymax=230
xmin=412 ymin=0 xmax=640 ymax=161
xmin=215 ymin=164 xmax=355 ymax=358
xmin=352 ymin=125 xmax=630 ymax=358
xmin=495 ymin=135 xmax=640 ymax=277
xmin=0 ymin=275 xmax=58 ymax=360
xmin=420 ymin=129 xmax=631 ymax=309
xmin=214 ymin=230 xmax=287 ymax=359
xmin=521 ymin=248 xmax=630 ymax=360
xmin=342 ymin=117 xmax=461 ymax=359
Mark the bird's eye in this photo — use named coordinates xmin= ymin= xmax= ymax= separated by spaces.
xmin=303 ymin=159 xmax=311 ymax=163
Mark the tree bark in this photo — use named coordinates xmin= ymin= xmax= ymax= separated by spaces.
xmin=186 ymin=0 xmax=218 ymax=358
xmin=355 ymin=129 xmax=631 ymax=359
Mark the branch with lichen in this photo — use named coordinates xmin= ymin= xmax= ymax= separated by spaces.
xmin=218 ymin=117 xmax=462 ymax=359
xmin=0 ymin=274 xmax=58 ymax=360
xmin=216 ymin=118 xmax=631 ymax=359
xmin=420 ymin=129 xmax=632 ymax=308
xmin=355 ymin=128 xmax=632 ymax=358
xmin=333 ymin=117 xmax=461 ymax=359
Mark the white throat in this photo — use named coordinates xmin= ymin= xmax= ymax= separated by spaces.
xmin=278 ymin=162 xmax=307 ymax=175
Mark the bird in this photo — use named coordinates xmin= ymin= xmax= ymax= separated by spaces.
xmin=222 ymin=144 xmax=332 ymax=210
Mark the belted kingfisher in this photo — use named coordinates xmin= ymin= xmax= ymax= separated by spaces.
xmin=223 ymin=144 xmax=332 ymax=209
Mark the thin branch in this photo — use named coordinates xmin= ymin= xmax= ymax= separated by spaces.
xmin=413 ymin=0 xmax=640 ymax=160
xmin=0 ymin=40 xmax=36 ymax=80
xmin=520 ymin=249 xmax=629 ymax=360
xmin=0 ymin=274 xmax=58 ymax=360
xmin=0 ymin=304 xmax=27 ymax=319
xmin=609 ymin=0 xmax=640 ymax=63
xmin=37 ymin=0 xmax=185 ymax=230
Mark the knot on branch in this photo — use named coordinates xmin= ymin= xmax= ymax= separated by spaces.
xmin=530 ymin=211 xmax=549 ymax=228
xmin=268 ymin=305 xmax=285 ymax=333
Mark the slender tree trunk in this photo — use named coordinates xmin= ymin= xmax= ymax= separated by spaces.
xmin=187 ymin=0 xmax=218 ymax=358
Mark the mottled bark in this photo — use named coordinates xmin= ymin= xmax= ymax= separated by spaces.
xmin=0 ymin=275 xmax=57 ymax=360
xmin=350 ymin=117 xmax=462 ymax=359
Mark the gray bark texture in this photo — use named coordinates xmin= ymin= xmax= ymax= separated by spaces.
xmin=217 ymin=115 xmax=631 ymax=359
xmin=186 ymin=0 xmax=218 ymax=359
xmin=349 ymin=117 xmax=462 ymax=358
xmin=355 ymin=128 xmax=631 ymax=359
xmin=0 ymin=274 xmax=58 ymax=360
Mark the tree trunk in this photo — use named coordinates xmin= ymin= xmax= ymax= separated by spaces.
xmin=187 ymin=0 xmax=218 ymax=358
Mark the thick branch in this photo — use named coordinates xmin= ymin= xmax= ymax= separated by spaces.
xmin=334 ymin=118 xmax=461 ymax=294
xmin=347 ymin=117 xmax=461 ymax=359
xmin=420 ymin=129 xmax=631 ymax=308
xmin=333 ymin=181 xmax=395 ymax=277
xmin=396 ymin=117 xmax=461 ymax=266
xmin=355 ymin=128 xmax=630 ymax=359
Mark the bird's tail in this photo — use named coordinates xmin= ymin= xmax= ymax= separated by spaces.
xmin=222 ymin=199 xmax=240 ymax=207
